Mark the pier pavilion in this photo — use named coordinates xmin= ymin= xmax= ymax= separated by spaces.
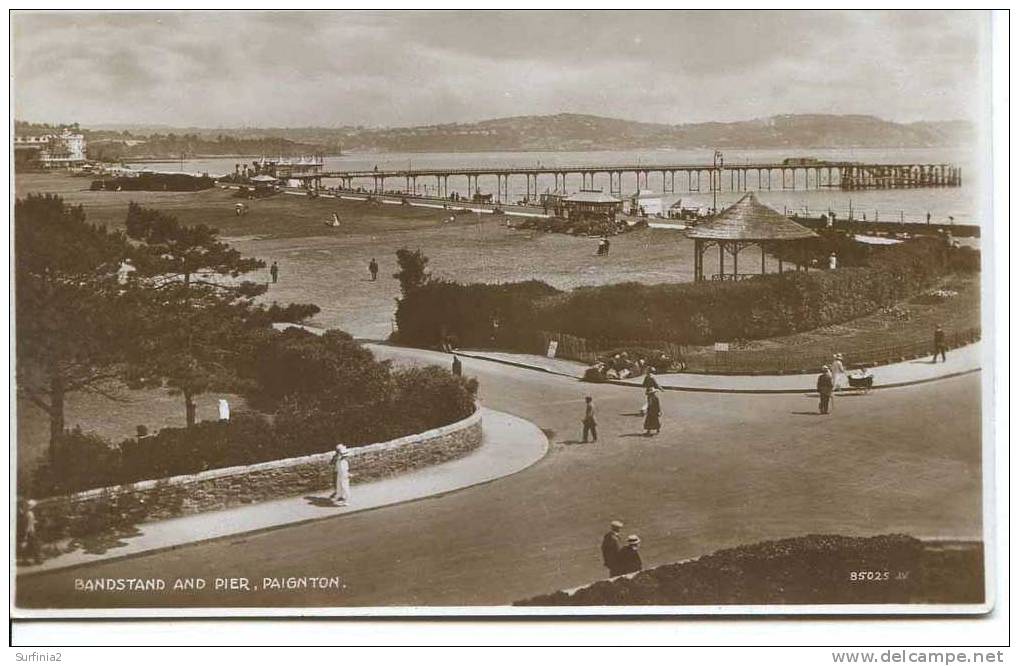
xmin=563 ymin=190 xmax=624 ymax=224
xmin=688 ymin=192 xmax=817 ymax=281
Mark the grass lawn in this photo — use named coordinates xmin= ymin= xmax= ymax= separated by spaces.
xmin=680 ymin=272 xmax=981 ymax=373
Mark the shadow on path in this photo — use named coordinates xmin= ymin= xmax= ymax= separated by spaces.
xmin=304 ymin=495 xmax=341 ymax=508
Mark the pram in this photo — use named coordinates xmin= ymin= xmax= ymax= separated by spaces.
xmin=847 ymin=371 xmax=874 ymax=393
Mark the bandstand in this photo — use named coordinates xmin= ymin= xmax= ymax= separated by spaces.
xmin=688 ymin=192 xmax=817 ymax=282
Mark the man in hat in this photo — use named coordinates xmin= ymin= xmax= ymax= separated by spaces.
xmin=817 ymin=365 xmax=834 ymax=415
xmin=933 ymin=325 xmax=947 ymax=363
xmin=601 ymin=520 xmax=624 ymax=576
xmin=581 ymin=396 xmax=597 ymax=443
xmin=270 ymin=261 xmax=279 ymax=284
xmin=616 ymin=535 xmax=643 ymax=576
xmin=329 ymin=444 xmax=351 ymax=506
xmin=451 ymin=354 xmax=462 ymax=377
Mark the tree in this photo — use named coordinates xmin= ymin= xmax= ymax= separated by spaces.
xmin=15 ymin=194 xmax=130 ymax=453
xmin=393 ymin=248 xmax=429 ymax=296
xmin=123 ymin=204 xmax=272 ymax=428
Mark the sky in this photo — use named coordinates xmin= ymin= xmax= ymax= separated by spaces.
xmin=12 ymin=10 xmax=990 ymax=129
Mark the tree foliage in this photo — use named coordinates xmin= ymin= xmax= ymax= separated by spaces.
xmin=14 ymin=194 xmax=131 ymax=450
xmin=393 ymin=248 xmax=430 ymax=296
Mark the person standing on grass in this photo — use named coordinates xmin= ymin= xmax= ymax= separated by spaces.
xmin=581 ymin=396 xmax=598 ymax=443
xmin=329 ymin=444 xmax=351 ymax=506
xmin=270 ymin=261 xmax=279 ymax=284
xmin=601 ymin=520 xmax=624 ymax=577
xmin=817 ymin=365 xmax=834 ymax=415
xmin=933 ymin=325 xmax=947 ymax=363
xmin=369 ymin=258 xmax=379 ymax=281
xmin=616 ymin=535 xmax=643 ymax=576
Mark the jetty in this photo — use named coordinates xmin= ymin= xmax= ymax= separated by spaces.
xmin=288 ymin=159 xmax=963 ymax=202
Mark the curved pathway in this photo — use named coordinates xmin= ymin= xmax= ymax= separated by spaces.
xmin=17 ymin=408 xmax=546 ymax=578
xmin=15 ymin=346 xmax=982 ymax=611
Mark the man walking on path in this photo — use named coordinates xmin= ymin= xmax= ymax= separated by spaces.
xmin=369 ymin=258 xmax=379 ymax=281
xmin=933 ymin=325 xmax=947 ymax=363
xmin=616 ymin=535 xmax=644 ymax=576
xmin=329 ymin=444 xmax=351 ymax=506
xmin=601 ymin=520 xmax=624 ymax=577
xmin=581 ymin=396 xmax=598 ymax=443
xmin=817 ymin=365 xmax=834 ymax=415
xmin=270 ymin=261 xmax=279 ymax=284
xmin=451 ymin=354 xmax=462 ymax=377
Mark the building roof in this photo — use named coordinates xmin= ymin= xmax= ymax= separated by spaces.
xmin=630 ymin=189 xmax=661 ymax=200
xmin=249 ymin=174 xmax=278 ymax=182
xmin=564 ymin=190 xmax=622 ymax=204
xmin=686 ymin=193 xmax=817 ymax=241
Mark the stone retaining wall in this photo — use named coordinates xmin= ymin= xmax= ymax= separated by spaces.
xmin=32 ymin=407 xmax=482 ymax=543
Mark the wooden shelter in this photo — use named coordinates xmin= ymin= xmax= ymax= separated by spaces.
xmin=687 ymin=192 xmax=817 ymax=281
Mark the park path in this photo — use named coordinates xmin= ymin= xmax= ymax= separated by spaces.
xmin=17 ymin=408 xmax=547 ymax=578
xmin=453 ymin=342 xmax=982 ymax=393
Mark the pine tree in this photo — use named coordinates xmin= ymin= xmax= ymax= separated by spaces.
xmin=123 ymin=203 xmax=269 ymax=428
xmin=14 ymin=194 xmax=130 ymax=453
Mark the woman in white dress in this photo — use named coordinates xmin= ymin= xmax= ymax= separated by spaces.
xmin=832 ymin=353 xmax=848 ymax=391
xmin=329 ymin=444 xmax=351 ymax=506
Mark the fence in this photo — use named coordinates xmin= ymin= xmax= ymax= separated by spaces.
xmin=539 ymin=327 xmax=980 ymax=376
xmin=539 ymin=331 xmax=686 ymax=371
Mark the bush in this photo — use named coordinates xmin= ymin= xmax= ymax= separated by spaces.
xmin=393 ymin=279 xmax=560 ymax=349
xmin=394 ymin=237 xmax=957 ymax=350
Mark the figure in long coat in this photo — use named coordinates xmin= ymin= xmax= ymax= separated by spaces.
xmin=643 ymin=388 xmax=662 ymax=436
xmin=831 ymin=354 xmax=847 ymax=391
xmin=601 ymin=520 xmax=624 ymax=576
xmin=329 ymin=444 xmax=351 ymax=506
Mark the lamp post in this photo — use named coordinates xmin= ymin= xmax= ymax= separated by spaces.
xmin=712 ymin=150 xmax=724 ymax=213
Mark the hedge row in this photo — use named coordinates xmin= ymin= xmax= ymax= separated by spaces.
xmin=394 ymin=238 xmax=969 ymax=349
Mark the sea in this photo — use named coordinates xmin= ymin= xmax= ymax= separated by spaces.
xmin=130 ymin=146 xmax=987 ymax=226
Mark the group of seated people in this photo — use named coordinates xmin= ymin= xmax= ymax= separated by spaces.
xmin=583 ymin=351 xmax=673 ymax=382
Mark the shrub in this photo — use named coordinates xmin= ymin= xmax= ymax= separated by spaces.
xmin=394 ymin=279 xmax=560 ymax=349
xmin=394 ymin=237 xmax=959 ymax=350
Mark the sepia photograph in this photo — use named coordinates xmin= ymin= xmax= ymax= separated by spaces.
xmin=9 ymin=9 xmax=1000 ymax=624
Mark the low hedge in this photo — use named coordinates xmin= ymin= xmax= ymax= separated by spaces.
xmin=516 ymin=534 xmax=984 ymax=606
xmin=394 ymin=238 xmax=968 ymax=349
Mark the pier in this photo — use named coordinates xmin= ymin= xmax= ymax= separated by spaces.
xmin=290 ymin=160 xmax=963 ymax=202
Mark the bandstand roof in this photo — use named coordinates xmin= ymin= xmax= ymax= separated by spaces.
xmin=686 ymin=193 xmax=817 ymax=241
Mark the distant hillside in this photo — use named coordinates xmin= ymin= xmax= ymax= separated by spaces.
xmin=35 ymin=113 xmax=973 ymax=159
xmin=343 ymin=113 xmax=972 ymax=152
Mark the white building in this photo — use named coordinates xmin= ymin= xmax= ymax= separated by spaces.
xmin=628 ymin=189 xmax=663 ymax=217
xmin=14 ymin=129 xmax=87 ymax=168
